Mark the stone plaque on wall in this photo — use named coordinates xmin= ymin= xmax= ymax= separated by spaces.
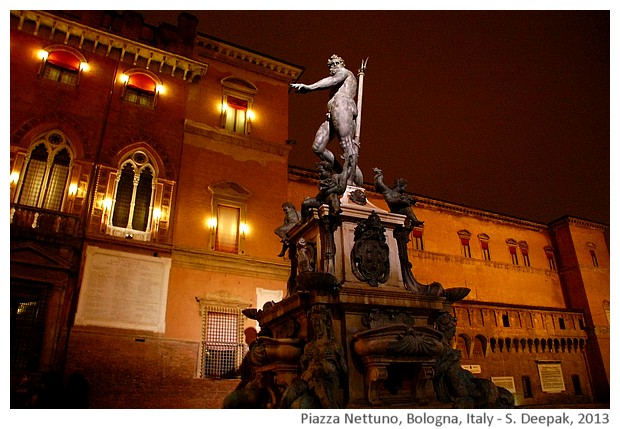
xmin=537 ymin=362 xmax=566 ymax=393
xmin=75 ymin=246 xmax=171 ymax=332
xmin=491 ymin=376 xmax=517 ymax=393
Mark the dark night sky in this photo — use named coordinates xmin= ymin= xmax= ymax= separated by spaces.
xmin=137 ymin=8 xmax=610 ymax=225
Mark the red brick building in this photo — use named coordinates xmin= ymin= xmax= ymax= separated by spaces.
xmin=9 ymin=10 xmax=609 ymax=408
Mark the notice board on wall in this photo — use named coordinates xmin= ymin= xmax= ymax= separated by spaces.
xmin=537 ymin=361 xmax=566 ymax=393
xmin=75 ymin=246 xmax=171 ymax=333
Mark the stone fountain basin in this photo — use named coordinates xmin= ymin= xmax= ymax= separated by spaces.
xmin=259 ymin=337 xmax=304 ymax=363
xmin=352 ymin=324 xmax=443 ymax=358
xmin=352 ymin=324 xmax=411 ymax=357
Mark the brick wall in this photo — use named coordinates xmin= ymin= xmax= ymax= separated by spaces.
xmin=65 ymin=326 xmax=239 ymax=408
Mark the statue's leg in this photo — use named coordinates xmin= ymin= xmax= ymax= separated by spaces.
xmin=331 ymin=106 xmax=363 ymax=186
xmin=312 ymin=121 xmax=335 ymax=165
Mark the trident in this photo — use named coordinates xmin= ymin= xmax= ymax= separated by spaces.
xmin=354 ymin=57 xmax=369 ymax=148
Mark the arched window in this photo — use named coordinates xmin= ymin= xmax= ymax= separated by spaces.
xmin=121 ymin=69 xmax=162 ymax=108
xmin=107 ymin=150 xmax=157 ymax=240
xmin=38 ymin=46 xmax=87 ymax=86
xmin=15 ymin=131 xmax=74 ymax=211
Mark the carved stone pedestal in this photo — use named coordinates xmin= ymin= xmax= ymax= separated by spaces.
xmin=226 ymin=186 xmax=512 ymax=409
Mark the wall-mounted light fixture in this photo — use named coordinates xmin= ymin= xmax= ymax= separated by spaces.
xmin=10 ymin=171 xmax=20 ymax=186
xmin=68 ymin=183 xmax=78 ymax=197
xmin=240 ymin=222 xmax=249 ymax=239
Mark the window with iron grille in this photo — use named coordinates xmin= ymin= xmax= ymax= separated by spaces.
xmin=201 ymin=307 xmax=244 ymax=378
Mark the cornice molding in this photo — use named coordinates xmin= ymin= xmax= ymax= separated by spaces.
xmin=548 ymin=216 xmax=609 ymax=231
xmin=194 ymin=34 xmax=303 ymax=83
xmin=11 ymin=10 xmax=208 ymax=82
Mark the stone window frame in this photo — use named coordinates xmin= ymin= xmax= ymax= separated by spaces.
xmin=121 ymin=68 xmax=163 ymax=109
xmin=13 ymin=130 xmax=76 ymax=212
xmin=457 ymin=230 xmax=472 ymax=258
xmin=208 ymin=182 xmax=251 ymax=255
xmin=104 ymin=148 xmax=161 ymax=242
xmin=38 ymin=44 xmax=88 ymax=86
xmin=196 ymin=292 xmax=249 ymax=378
xmin=477 ymin=233 xmax=491 ymax=261
xmin=220 ymin=76 xmax=257 ymax=135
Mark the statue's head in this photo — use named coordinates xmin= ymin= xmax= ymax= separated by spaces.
xmin=395 ymin=178 xmax=408 ymax=190
xmin=316 ymin=160 xmax=333 ymax=175
xmin=327 ymin=54 xmax=345 ymax=73
xmin=436 ymin=312 xmax=457 ymax=340
xmin=309 ymin=304 xmax=333 ymax=340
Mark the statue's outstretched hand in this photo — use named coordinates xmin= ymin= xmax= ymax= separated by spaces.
xmin=291 ymin=83 xmax=310 ymax=93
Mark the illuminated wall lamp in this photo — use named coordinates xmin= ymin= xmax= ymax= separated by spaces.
xmin=240 ymin=222 xmax=249 ymax=239
xmin=102 ymin=198 xmax=112 ymax=212
xmin=68 ymin=183 xmax=78 ymax=197
xmin=207 ymin=217 xmax=217 ymax=249
xmin=207 ymin=217 xmax=217 ymax=231
xmin=10 ymin=171 xmax=20 ymax=185
xmin=152 ymin=207 xmax=162 ymax=221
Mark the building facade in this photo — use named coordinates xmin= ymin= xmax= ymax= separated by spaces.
xmin=9 ymin=10 xmax=609 ymax=408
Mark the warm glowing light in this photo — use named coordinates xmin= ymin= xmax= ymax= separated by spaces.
xmin=80 ymin=62 xmax=89 ymax=72
xmin=38 ymin=49 xmax=49 ymax=60
xmin=153 ymin=208 xmax=162 ymax=220
xmin=119 ymin=73 xmax=129 ymax=84
xmin=68 ymin=183 xmax=78 ymax=196
xmin=102 ymin=198 xmax=112 ymax=210
xmin=240 ymin=222 xmax=249 ymax=235
xmin=207 ymin=217 xmax=217 ymax=229
xmin=156 ymin=84 xmax=165 ymax=94
xmin=221 ymin=102 xmax=229 ymax=113
xmin=247 ymin=110 xmax=255 ymax=121
xmin=10 ymin=171 xmax=20 ymax=184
